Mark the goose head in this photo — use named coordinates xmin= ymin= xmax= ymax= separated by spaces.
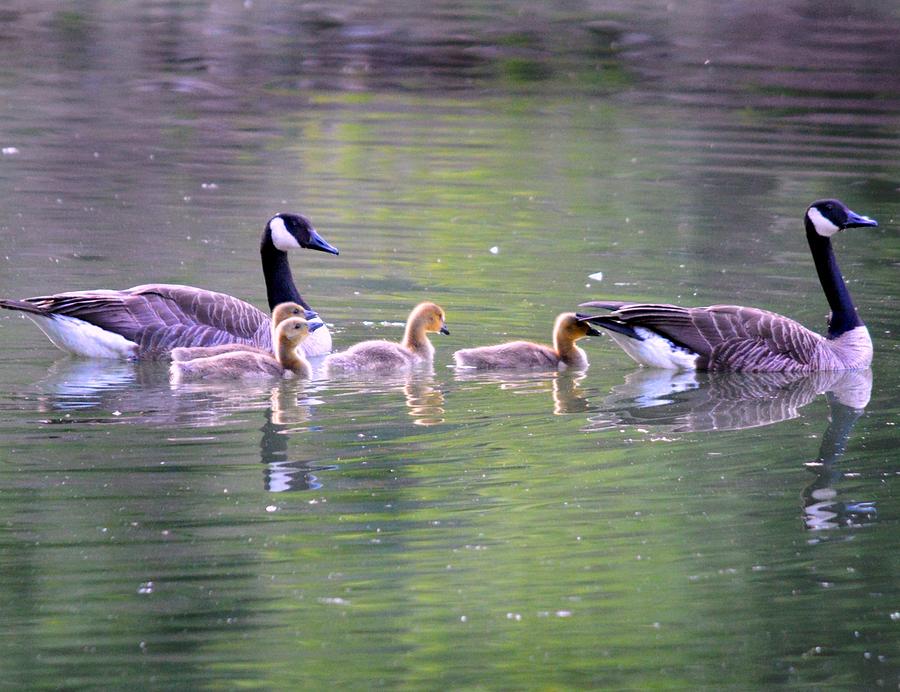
xmin=265 ymin=213 xmax=340 ymax=255
xmin=805 ymin=199 xmax=877 ymax=238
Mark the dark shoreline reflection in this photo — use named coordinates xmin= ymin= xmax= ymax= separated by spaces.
xmin=586 ymin=368 xmax=872 ymax=433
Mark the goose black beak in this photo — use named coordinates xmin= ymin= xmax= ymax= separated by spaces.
xmin=583 ymin=323 xmax=602 ymax=337
xmin=842 ymin=209 xmax=878 ymax=230
xmin=306 ymin=228 xmax=340 ymax=255
xmin=440 ymin=325 xmax=450 ymax=335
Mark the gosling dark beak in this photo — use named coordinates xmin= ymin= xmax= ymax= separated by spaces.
xmin=842 ymin=209 xmax=878 ymax=230
xmin=305 ymin=228 xmax=340 ymax=255
xmin=583 ymin=323 xmax=602 ymax=337
xmin=308 ymin=322 xmax=324 ymax=332
xmin=440 ymin=325 xmax=450 ymax=336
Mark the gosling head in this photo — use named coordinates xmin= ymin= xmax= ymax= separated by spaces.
xmin=265 ymin=213 xmax=340 ymax=255
xmin=412 ymin=302 xmax=450 ymax=335
xmin=271 ymin=302 xmax=305 ymax=325
xmin=556 ymin=313 xmax=601 ymax=342
xmin=275 ymin=317 xmax=322 ymax=346
xmin=805 ymin=199 xmax=877 ymax=239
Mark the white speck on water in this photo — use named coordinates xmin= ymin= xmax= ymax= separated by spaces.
xmin=460 ymin=615 xmax=467 ymax=622
xmin=319 ymin=597 xmax=350 ymax=606
xmin=265 ymin=505 xmax=277 ymax=513
xmin=506 ymin=612 xmax=522 ymax=621
xmin=890 ymin=611 xmax=900 ymax=621
xmin=489 ymin=246 xmax=499 ymax=254
xmin=201 ymin=182 xmax=218 ymax=189
xmin=112 ymin=410 xmax=122 ymax=416
xmin=588 ymin=271 xmax=604 ymax=281
xmin=555 ymin=610 xmax=572 ymax=618
xmin=137 ymin=581 xmax=154 ymax=594
xmin=2 ymin=147 xmax=19 ymax=155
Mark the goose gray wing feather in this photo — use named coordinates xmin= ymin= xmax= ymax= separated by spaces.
xmin=16 ymin=284 xmax=271 ymax=358
xmin=611 ymin=304 xmax=823 ymax=371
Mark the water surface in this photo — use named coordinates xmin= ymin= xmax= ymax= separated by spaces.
xmin=0 ymin=2 xmax=898 ymax=688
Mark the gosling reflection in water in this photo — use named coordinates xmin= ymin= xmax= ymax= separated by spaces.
xmin=259 ymin=373 xmax=446 ymax=491
xmin=402 ymin=376 xmax=446 ymax=426
xmin=587 ymin=368 xmax=872 ymax=433
xmin=802 ymin=390 xmax=876 ymax=532
xmin=453 ymin=369 xmax=591 ymax=415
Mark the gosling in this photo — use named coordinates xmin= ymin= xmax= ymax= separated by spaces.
xmin=169 ymin=301 xmax=305 ymax=362
xmin=453 ymin=312 xmax=600 ymax=371
xmin=170 ymin=317 xmax=317 ymax=383
xmin=324 ymin=302 xmax=449 ymax=373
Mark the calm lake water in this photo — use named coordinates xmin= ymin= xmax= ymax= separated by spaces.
xmin=1 ymin=2 xmax=898 ymax=688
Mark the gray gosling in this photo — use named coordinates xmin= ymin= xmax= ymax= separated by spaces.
xmin=453 ymin=313 xmax=600 ymax=371
xmin=170 ymin=302 xmax=304 ymax=362
xmin=325 ymin=302 xmax=449 ymax=373
xmin=170 ymin=317 xmax=314 ymax=383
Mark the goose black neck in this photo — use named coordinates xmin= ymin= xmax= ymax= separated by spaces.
xmin=806 ymin=222 xmax=862 ymax=338
xmin=261 ymin=238 xmax=311 ymax=312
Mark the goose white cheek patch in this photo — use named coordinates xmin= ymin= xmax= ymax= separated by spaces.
xmin=807 ymin=207 xmax=840 ymax=237
xmin=270 ymin=216 xmax=300 ymax=250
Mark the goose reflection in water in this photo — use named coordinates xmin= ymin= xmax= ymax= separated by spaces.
xmin=586 ymin=368 xmax=872 ymax=433
xmin=802 ymin=390 xmax=876 ymax=532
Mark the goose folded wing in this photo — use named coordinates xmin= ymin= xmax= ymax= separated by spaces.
xmin=24 ymin=284 xmax=269 ymax=355
xmin=614 ymin=304 xmax=822 ymax=371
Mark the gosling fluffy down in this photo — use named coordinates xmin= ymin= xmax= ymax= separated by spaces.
xmin=170 ymin=317 xmax=314 ymax=383
xmin=325 ymin=302 xmax=449 ymax=373
xmin=169 ymin=301 xmax=306 ymax=362
xmin=453 ymin=312 xmax=600 ymax=371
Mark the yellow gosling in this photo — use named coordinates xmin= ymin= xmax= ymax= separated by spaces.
xmin=170 ymin=302 xmax=304 ymax=362
xmin=170 ymin=317 xmax=314 ymax=383
xmin=325 ymin=302 xmax=449 ymax=374
xmin=453 ymin=313 xmax=599 ymax=371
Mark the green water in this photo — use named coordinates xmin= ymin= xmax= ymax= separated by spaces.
xmin=0 ymin=2 xmax=898 ymax=688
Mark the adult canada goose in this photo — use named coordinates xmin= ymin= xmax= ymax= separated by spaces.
xmin=578 ymin=199 xmax=878 ymax=372
xmin=169 ymin=301 xmax=304 ymax=362
xmin=453 ymin=313 xmax=600 ymax=371
xmin=324 ymin=302 xmax=449 ymax=373
xmin=170 ymin=317 xmax=318 ymax=383
xmin=0 ymin=213 xmax=338 ymax=360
